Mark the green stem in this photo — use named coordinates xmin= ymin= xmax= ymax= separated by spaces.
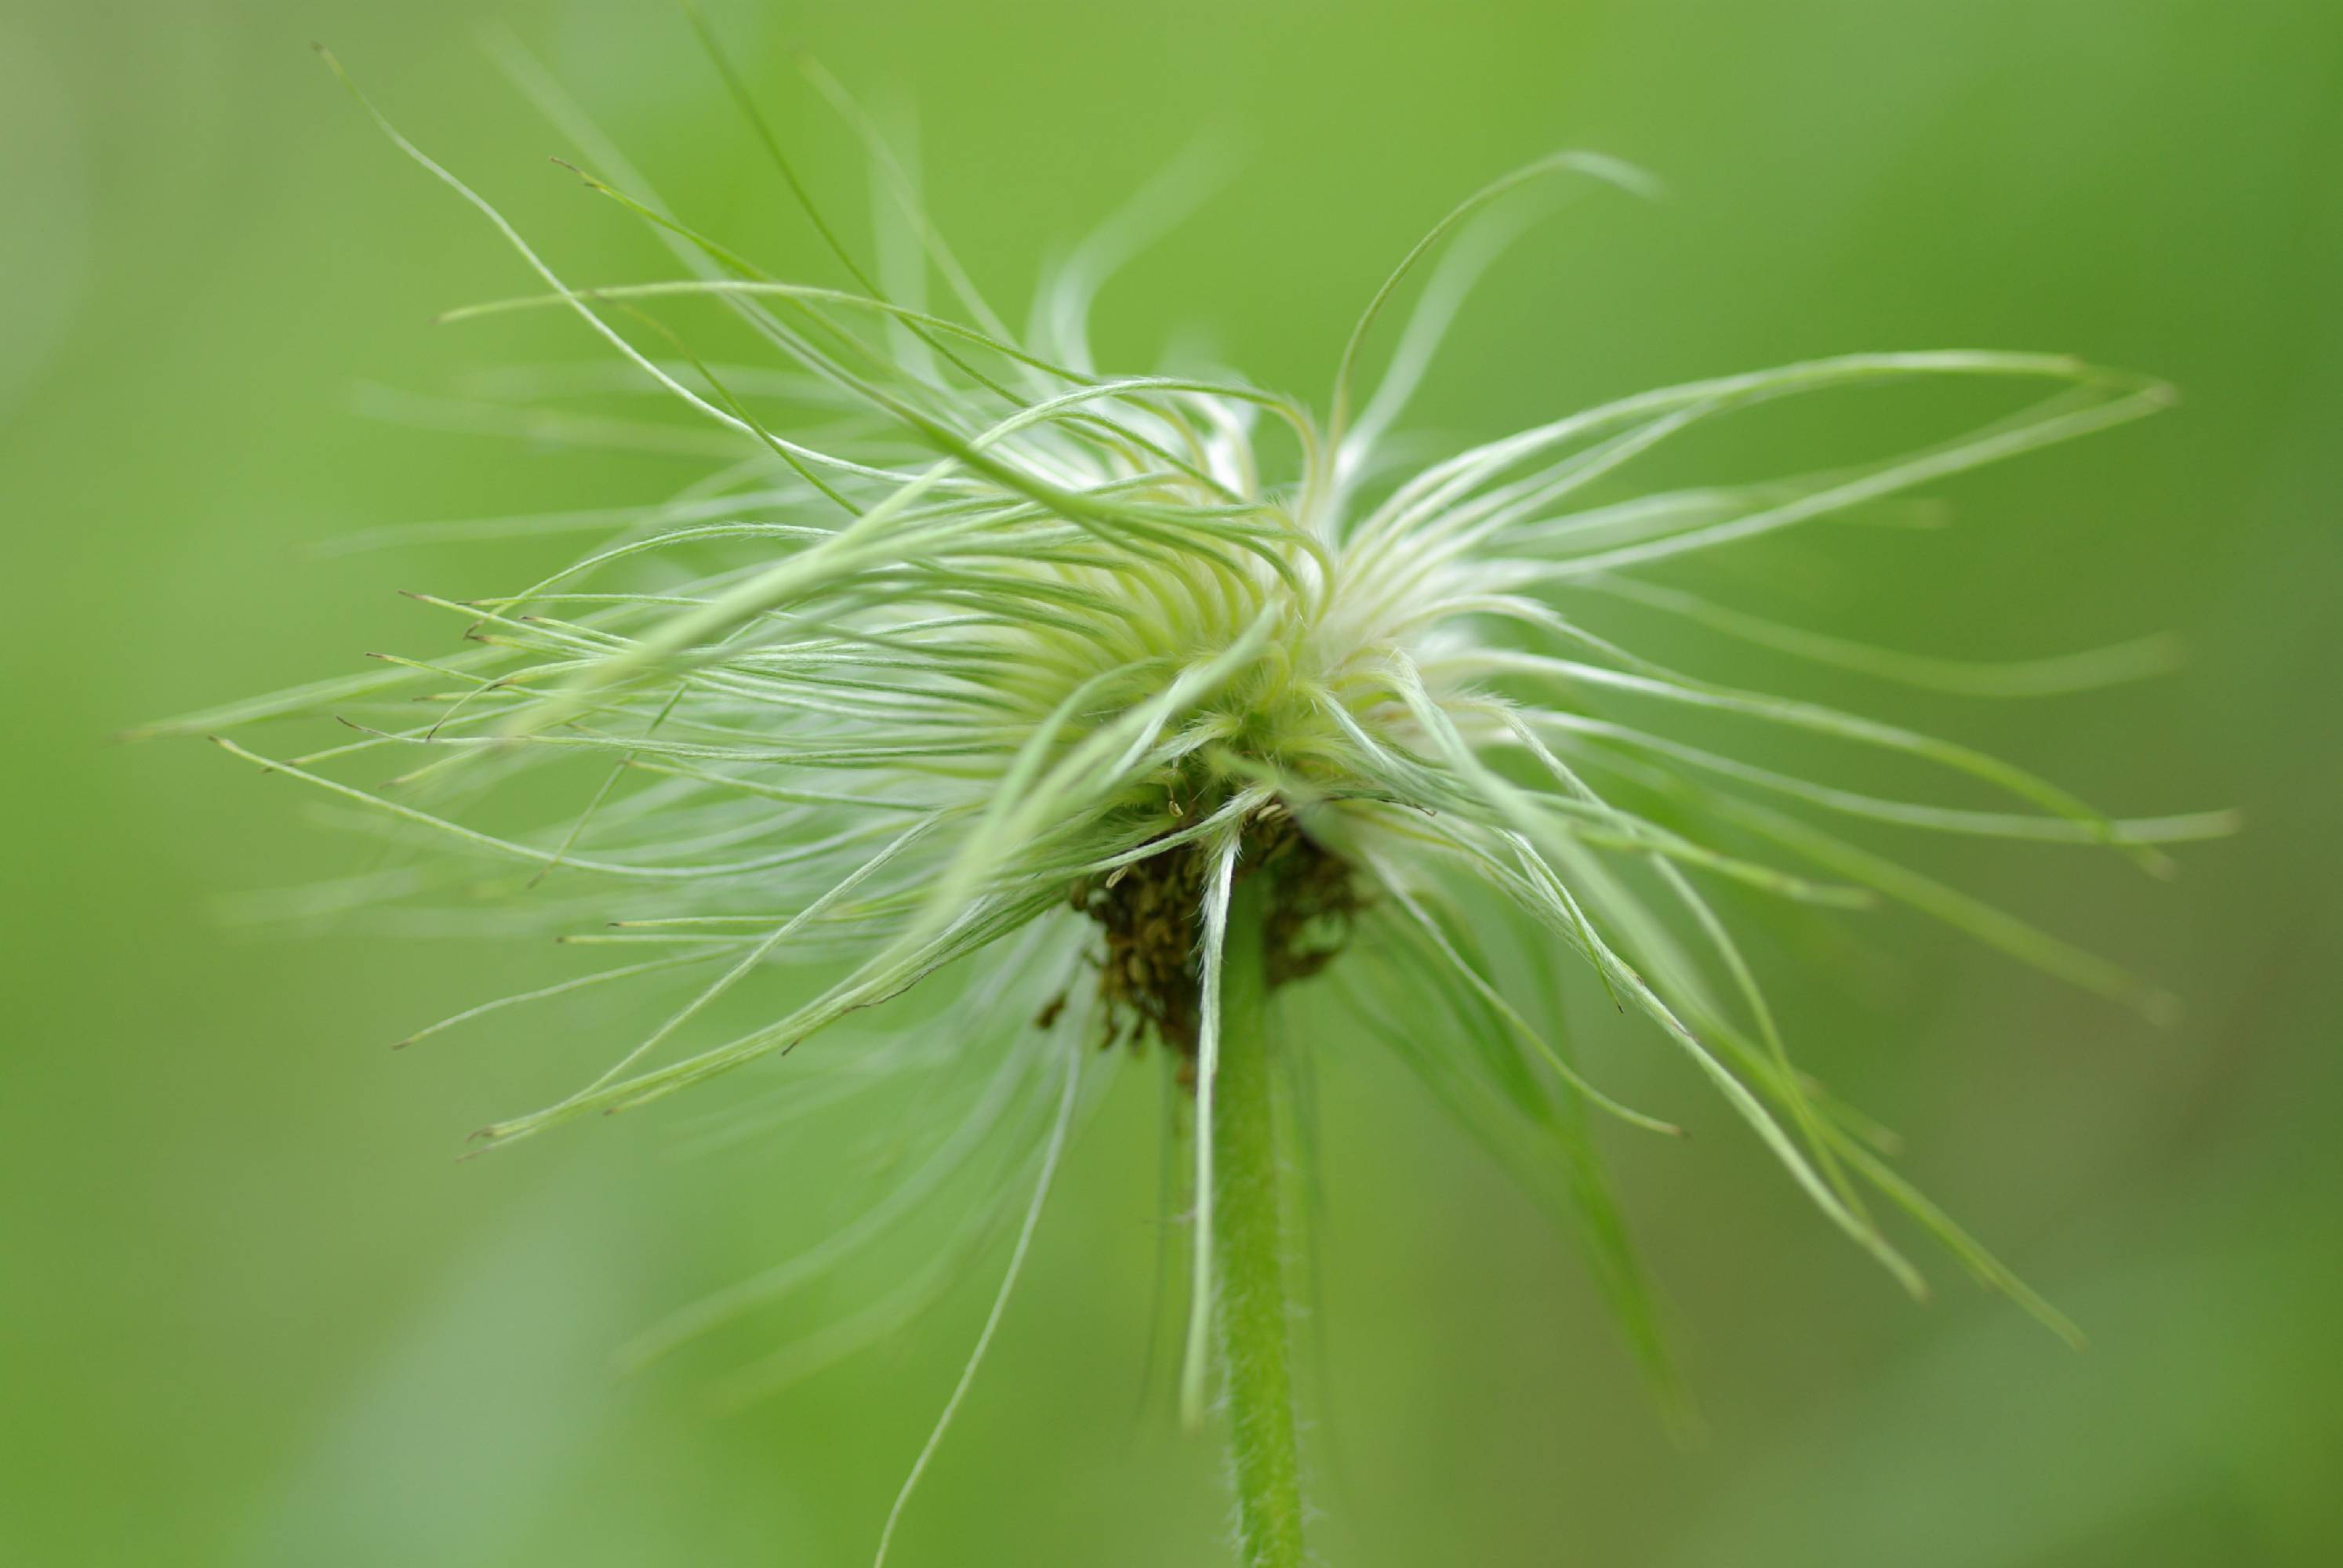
xmin=1212 ymin=877 xmax=1306 ymax=1568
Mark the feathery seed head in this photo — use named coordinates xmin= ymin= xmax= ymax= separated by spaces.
xmin=154 ymin=41 xmax=2233 ymax=1446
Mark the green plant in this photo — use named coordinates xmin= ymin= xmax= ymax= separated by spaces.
xmin=146 ymin=25 xmax=2232 ymax=1567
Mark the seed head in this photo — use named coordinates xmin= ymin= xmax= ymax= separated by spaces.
xmin=156 ymin=43 xmax=2233 ymax=1430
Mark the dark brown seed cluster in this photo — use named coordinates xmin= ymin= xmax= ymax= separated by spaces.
xmin=1065 ymin=811 xmax=1366 ymax=1066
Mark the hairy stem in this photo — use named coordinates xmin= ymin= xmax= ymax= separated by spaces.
xmin=1213 ymin=876 xmax=1306 ymax=1567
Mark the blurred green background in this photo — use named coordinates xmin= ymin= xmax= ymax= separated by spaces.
xmin=5 ymin=0 xmax=2340 ymax=1563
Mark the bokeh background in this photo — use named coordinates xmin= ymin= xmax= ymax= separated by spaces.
xmin=6 ymin=1 xmax=2340 ymax=1563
